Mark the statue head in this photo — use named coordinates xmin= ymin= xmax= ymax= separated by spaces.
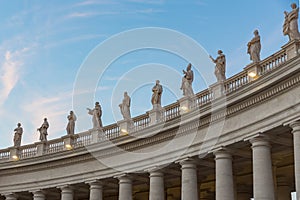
xmin=124 ymin=91 xmax=128 ymax=96
xmin=291 ymin=3 xmax=297 ymax=9
xmin=254 ymin=29 xmax=259 ymax=35
xmin=187 ymin=63 xmax=192 ymax=70
xmin=218 ymin=50 xmax=223 ymax=54
xmin=70 ymin=110 xmax=73 ymax=114
xmin=156 ymin=80 xmax=160 ymax=84
xmin=44 ymin=118 xmax=47 ymax=121
xmin=17 ymin=123 xmax=21 ymax=127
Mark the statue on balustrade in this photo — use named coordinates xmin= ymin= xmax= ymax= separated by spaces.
xmin=119 ymin=92 xmax=131 ymax=120
xmin=13 ymin=123 xmax=23 ymax=147
xmin=37 ymin=118 xmax=49 ymax=142
xmin=180 ymin=63 xmax=194 ymax=97
xmin=209 ymin=50 xmax=226 ymax=82
xmin=247 ymin=30 xmax=261 ymax=63
xmin=151 ymin=80 xmax=163 ymax=108
xmin=87 ymin=102 xmax=103 ymax=129
xmin=283 ymin=3 xmax=300 ymax=41
xmin=66 ymin=110 xmax=76 ymax=135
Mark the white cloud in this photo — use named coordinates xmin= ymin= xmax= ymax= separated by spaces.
xmin=65 ymin=11 xmax=119 ymax=19
xmin=22 ymin=91 xmax=73 ymax=143
xmin=75 ymin=0 xmax=118 ymax=6
xmin=0 ymin=47 xmax=30 ymax=106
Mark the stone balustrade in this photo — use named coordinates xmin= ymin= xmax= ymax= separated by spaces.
xmin=0 ymin=40 xmax=299 ymax=163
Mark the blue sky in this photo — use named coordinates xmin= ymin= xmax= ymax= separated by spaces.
xmin=0 ymin=0 xmax=296 ymax=148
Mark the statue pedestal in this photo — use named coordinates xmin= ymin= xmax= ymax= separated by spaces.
xmin=34 ymin=141 xmax=47 ymax=156
xmin=178 ymin=96 xmax=194 ymax=115
xmin=117 ymin=119 xmax=133 ymax=136
xmin=282 ymin=39 xmax=300 ymax=60
xmin=9 ymin=147 xmax=19 ymax=161
xmin=89 ymin=128 xmax=104 ymax=144
xmin=209 ymin=82 xmax=225 ymax=99
xmin=148 ymin=107 xmax=163 ymax=126
xmin=61 ymin=135 xmax=75 ymax=150
xmin=244 ymin=62 xmax=261 ymax=81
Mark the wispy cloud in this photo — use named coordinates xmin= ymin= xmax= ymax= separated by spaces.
xmin=127 ymin=0 xmax=165 ymax=5
xmin=75 ymin=0 xmax=118 ymax=6
xmin=65 ymin=11 xmax=119 ymax=19
xmin=22 ymin=91 xmax=73 ymax=142
xmin=44 ymin=34 xmax=106 ymax=49
xmin=0 ymin=47 xmax=31 ymax=106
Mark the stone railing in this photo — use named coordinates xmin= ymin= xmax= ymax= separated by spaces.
xmin=259 ymin=49 xmax=287 ymax=76
xmin=133 ymin=113 xmax=150 ymax=132
xmin=1 ymin=40 xmax=299 ymax=162
xmin=104 ymin=123 xmax=120 ymax=140
xmin=224 ymin=71 xmax=249 ymax=94
xmin=0 ymin=149 xmax=10 ymax=160
xmin=193 ymin=89 xmax=212 ymax=108
xmin=163 ymin=102 xmax=180 ymax=121
xmin=19 ymin=144 xmax=37 ymax=159
xmin=74 ymin=131 xmax=91 ymax=148
xmin=46 ymin=138 xmax=64 ymax=154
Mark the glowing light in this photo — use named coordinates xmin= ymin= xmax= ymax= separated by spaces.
xmin=12 ymin=155 xmax=19 ymax=160
xmin=65 ymin=144 xmax=73 ymax=150
xmin=248 ymin=71 xmax=257 ymax=78
xmin=121 ymin=129 xmax=128 ymax=135
xmin=180 ymin=106 xmax=189 ymax=112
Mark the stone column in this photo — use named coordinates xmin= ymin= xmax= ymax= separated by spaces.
xmin=180 ymin=158 xmax=198 ymax=200
xmin=277 ymin=176 xmax=292 ymax=200
xmin=60 ymin=186 xmax=74 ymax=200
xmin=32 ymin=190 xmax=46 ymax=200
xmin=214 ymin=149 xmax=234 ymax=200
xmin=291 ymin=121 xmax=300 ymax=200
xmin=250 ymin=136 xmax=275 ymax=200
xmin=4 ymin=194 xmax=17 ymax=200
xmin=149 ymin=169 xmax=164 ymax=200
xmin=118 ymin=175 xmax=132 ymax=200
xmin=88 ymin=181 xmax=103 ymax=200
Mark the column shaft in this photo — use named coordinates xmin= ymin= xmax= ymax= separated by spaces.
xmin=118 ymin=175 xmax=132 ymax=200
xmin=214 ymin=150 xmax=234 ymax=200
xmin=61 ymin=186 xmax=74 ymax=200
xmin=5 ymin=194 xmax=17 ymax=200
xmin=89 ymin=181 xmax=103 ymax=200
xmin=291 ymin=121 xmax=300 ymax=200
xmin=149 ymin=171 xmax=164 ymax=200
xmin=180 ymin=158 xmax=198 ymax=200
xmin=32 ymin=191 xmax=45 ymax=200
xmin=251 ymin=137 xmax=275 ymax=200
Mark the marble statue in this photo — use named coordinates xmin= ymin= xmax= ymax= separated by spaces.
xmin=13 ymin=123 xmax=23 ymax=147
xmin=151 ymin=80 xmax=163 ymax=107
xmin=119 ymin=92 xmax=131 ymax=120
xmin=87 ymin=102 xmax=103 ymax=129
xmin=66 ymin=111 xmax=76 ymax=135
xmin=283 ymin=3 xmax=300 ymax=41
xmin=180 ymin=63 xmax=194 ymax=97
xmin=209 ymin=50 xmax=226 ymax=82
xmin=247 ymin=30 xmax=261 ymax=63
xmin=37 ymin=118 xmax=49 ymax=142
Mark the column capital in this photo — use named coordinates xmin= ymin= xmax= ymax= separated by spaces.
xmin=144 ymin=166 xmax=163 ymax=173
xmin=86 ymin=180 xmax=103 ymax=189
xmin=31 ymin=190 xmax=46 ymax=198
xmin=290 ymin=120 xmax=300 ymax=132
xmin=213 ymin=148 xmax=232 ymax=160
xmin=176 ymin=157 xmax=197 ymax=166
xmin=4 ymin=193 xmax=17 ymax=200
xmin=58 ymin=185 xmax=74 ymax=194
xmin=115 ymin=174 xmax=132 ymax=184
xmin=249 ymin=135 xmax=270 ymax=148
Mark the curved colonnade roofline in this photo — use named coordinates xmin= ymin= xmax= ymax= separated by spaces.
xmin=0 ymin=39 xmax=297 ymax=161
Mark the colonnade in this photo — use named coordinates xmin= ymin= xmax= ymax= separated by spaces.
xmin=2 ymin=121 xmax=300 ymax=200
